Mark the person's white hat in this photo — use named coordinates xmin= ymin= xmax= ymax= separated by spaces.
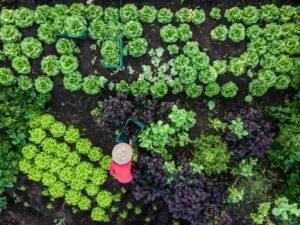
xmin=112 ymin=143 xmax=133 ymax=164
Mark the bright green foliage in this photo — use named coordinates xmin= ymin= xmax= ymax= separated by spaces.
xmin=87 ymin=147 xmax=103 ymax=162
xmin=88 ymin=19 xmax=106 ymax=40
xmin=29 ymin=128 xmax=47 ymax=144
xmin=38 ymin=23 xmax=57 ymax=44
xmin=174 ymin=54 xmax=190 ymax=71
xmin=264 ymin=23 xmax=281 ymax=41
xmin=228 ymin=117 xmax=249 ymax=139
xmin=0 ymin=67 xmax=15 ymax=86
xmin=63 ymin=15 xmax=87 ymax=37
xmin=64 ymin=126 xmax=80 ymax=144
xmin=56 ymin=38 xmax=76 ymax=55
xmin=41 ymin=137 xmax=58 ymax=154
xmin=260 ymin=53 xmax=276 ymax=69
xmin=227 ymin=186 xmax=244 ymax=203
xmin=49 ymin=122 xmax=66 ymax=138
xmin=100 ymin=155 xmax=112 ymax=171
xmin=3 ymin=43 xmax=20 ymax=60
xmin=268 ymin=40 xmax=283 ymax=55
xmin=205 ymin=82 xmax=220 ymax=97
xmin=48 ymin=181 xmax=66 ymax=198
xmin=210 ymin=7 xmax=221 ymax=20
xmin=261 ymin=4 xmax=280 ymax=22
xmin=178 ymin=24 xmax=192 ymax=42
xmin=175 ymin=8 xmax=192 ymax=23
xmin=78 ymin=196 xmax=92 ymax=211
xmin=157 ymin=8 xmax=173 ymax=24
xmin=14 ymin=7 xmax=34 ymax=28
xmin=91 ymin=207 xmax=109 ymax=222
xmin=229 ymin=58 xmax=246 ymax=76
xmin=127 ymin=38 xmax=148 ymax=57
xmin=34 ymin=5 xmax=51 ymax=24
xmin=86 ymin=4 xmax=103 ymax=21
xmin=221 ymin=81 xmax=238 ymax=98
xmin=120 ymin=4 xmax=138 ymax=22
xmin=275 ymin=75 xmax=291 ymax=90
xmin=272 ymin=197 xmax=300 ymax=221
xmin=34 ymin=76 xmax=54 ymax=94
xmin=82 ymin=74 xmax=107 ymax=95
xmin=0 ymin=8 xmax=14 ymax=24
xmin=211 ymin=25 xmax=228 ymax=41
xmin=179 ymin=66 xmax=197 ymax=84
xmin=96 ymin=190 xmax=113 ymax=208
xmin=241 ymin=6 xmax=260 ymax=25
xmin=246 ymin=25 xmax=263 ymax=40
xmin=191 ymin=134 xmax=231 ymax=175
xmin=192 ymin=52 xmax=209 ymax=71
xmin=38 ymin=114 xmax=55 ymax=129
xmin=192 ymin=8 xmax=206 ymax=25
xmin=225 ymin=7 xmax=242 ymax=23
xmin=129 ymin=80 xmax=150 ymax=96
xmin=284 ymin=35 xmax=300 ymax=55
xmin=101 ymin=39 xmax=121 ymax=67
xmin=199 ymin=66 xmax=218 ymax=84
xmin=280 ymin=5 xmax=296 ymax=22
xmin=76 ymin=138 xmax=92 ymax=155
xmin=249 ymin=79 xmax=269 ymax=97
xmin=228 ymin=23 xmax=245 ymax=42
xmin=41 ymin=55 xmax=60 ymax=77
xmin=275 ymin=55 xmax=293 ymax=73
xmin=250 ymin=202 xmax=274 ymax=225
xmin=59 ymin=55 xmax=79 ymax=75
xmin=257 ymin=69 xmax=277 ymax=88
xmin=12 ymin=56 xmax=31 ymax=75
xmin=21 ymin=144 xmax=38 ymax=160
xmin=150 ymin=80 xmax=168 ymax=98
xmin=213 ymin=60 xmax=227 ymax=75
xmin=17 ymin=76 xmax=33 ymax=91
xmin=104 ymin=7 xmax=119 ymax=23
xmin=63 ymin=71 xmax=83 ymax=91
xmin=232 ymin=158 xmax=257 ymax=178
xmin=168 ymin=105 xmax=196 ymax=131
xmin=0 ymin=25 xmax=21 ymax=43
xmin=69 ymin=3 xmax=86 ymax=16
xmin=160 ymin=25 xmax=178 ymax=43
xmin=183 ymin=41 xmax=199 ymax=58
xmin=124 ymin=21 xmax=143 ymax=39
xmin=139 ymin=5 xmax=157 ymax=23
xmin=185 ymin=83 xmax=203 ymax=98
xmin=21 ymin=37 xmax=42 ymax=59
xmin=248 ymin=38 xmax=267 ymax=56
xmin=167 ymin=44 xmax=179 ymax=55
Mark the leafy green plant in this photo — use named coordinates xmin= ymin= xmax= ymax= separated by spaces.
xmin=127 ymin=38 xmax=148 ymax=57
xmin=34 ymin=76 xmax=54 ymax=94
xmin=275 ymin=55 xmax=293 ymax=73
xmin=261 ymin=4 xmax=280 ymax=22
xmin=55 ymin=38 xmax=77 ymax=55
xmin=150 ymin=80 xmax=168 ymax=98
xmin=63 ymin=71 xmax=82 ymax=92
xmin=167 ymin=44 xmax=179 ymax=55
xmin=179 ymin=66 xmax=197 ymax=84
xmin=82 ymin=74 xmax=107 ymax=95
xmin=211 ymin=25 xmax=228 ymax=41
xmin=228 ymin=117 xmax=248 ymax=139
xmin=96 ymin=190 xmax=113 ymax=208
xmin=191 ymin=134 xmax=231 ymax=175
xmin=249 ymin=79 xmax=269 ymax=97
xmin=210 ymin=7 xmax=221 ymax=20
xmin=185 ymin=83 xmax=203 ymax=98
xmin=0 ymin=67 xmax=15 ymax=86
xmin=59 ymin=55 xmax=79 ymax=75
xmin=14 ymin=7 xmax=34 ymax=28
xmin=183 ymin=41 xmax=199 ymax=58
xmin=246 ymin=24 xmax=263 ymax=40
xmin=221 ymin=81 xmax=238 ymax=98
xmin=272 ymin=197 xmax=300 ymax=222
xmin=228 ymin=23 xmax=245 ymax=42
xmin=229 ymin=58 xmax=246 ymax=76
xmin=41 ymin=55 xmax=60 ymax=77
xmin=88 ymin=19 xmax=106 ymax=40
xmin=49 ymin=122 xmax=66 ymax=138
xmin=250 ymin=202 xmax=274 ymax=225
xmin=124 ymin=21 xmax=143 ymax=39
xmin=227 ymin=186 xmax=244 ymax=203
xmin=0 ymin=8 xmax=15 ymax=24
xmin=139 ymin=5 xmax=157 ymax=23
xmin=12 ymin=55 xmax=31 ymax=75
xmin=17 ymin=76 xmax=33 ymax=91
xmin=275 ymin=75 xmax=291 ymax=90
xmin=241 ymin=6 xmax=259 ymax=25
xmin=21 ymin=37 xmax=43 ymax=59
xmin=169 ymin=105 xmax=196 ymax=131
xmin=91 ymin=207 xmax=109 ymax=222
xmin=157 ymin=8 xmax=173 ymax=24
xmin=120 ymin=4 xmax=138 ymax=22
xmin=225 ymin=7 xmax=242 ymax=23
xmin=129 ymin=79 xmax=150 ymax=96
xmin=192 ymin=52 xmax=209 ymax=71
xmin=205 ymin=82 xmax=220 ymax=97
xmin=199 ymin=66 xmax=218 ymax=84
xmin=257 ymin=69 xmax=277 ymax=88
xmin=192 ymin=8 xmax=206 ymax=25
xmin=160 ymin=24 xmax=178 ymax=43
xmin=86 ymin=4 xmax=103 ymax=21
xmin=0 ymin=25 xmax=21 ymax=43
xmin=213 ymin=60 xmax=227 ymax=75
xmin=175 ymin=8 xmax=192 ymax=23
xmin=64 ymin=126 xmax=80 ymax=144
xmin=38 ymin=23 xmax=57 ymax=44
xmin=178 ymin=23 xmax=192 ymax=42
xmin=3 ymin=43 xmax=20 ymax=60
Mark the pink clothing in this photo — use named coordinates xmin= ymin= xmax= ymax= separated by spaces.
xmin=109 ymin=159 xmax=133 ymax=183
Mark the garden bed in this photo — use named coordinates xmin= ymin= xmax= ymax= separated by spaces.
xmin=0 ymin=0 xmax=299 ymax=225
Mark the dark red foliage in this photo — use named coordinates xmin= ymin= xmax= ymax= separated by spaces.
xmin=93 ymin=93 xmax=172 ymax=130
xmin=224 ymin=108 xmax=275 ymax=160
xmin=132 ymin=154 xmax=227 ymax=225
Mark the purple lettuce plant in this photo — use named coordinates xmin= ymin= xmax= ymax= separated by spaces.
xmin=224 ymin=108 xmax=275 ymax=160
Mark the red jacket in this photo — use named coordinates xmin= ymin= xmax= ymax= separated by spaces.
xmin=109 ymin=158 xmax=133 ymax=183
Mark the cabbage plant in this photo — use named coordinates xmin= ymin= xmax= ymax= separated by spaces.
xmin=21 ymin=37 xmax=43 ymax=59
xmin=12 ymin=55 xmax=31 ymax=74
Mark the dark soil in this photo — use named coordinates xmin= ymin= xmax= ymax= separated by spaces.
xmin=2 ymin=0 xmax=299 ymax=225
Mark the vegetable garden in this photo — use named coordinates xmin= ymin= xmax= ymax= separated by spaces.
xmin=0 ymin=0 xmax=299 ymax=225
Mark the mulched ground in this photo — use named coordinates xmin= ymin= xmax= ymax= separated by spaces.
xmin=1 ymin=0 xmax=298 ymax=224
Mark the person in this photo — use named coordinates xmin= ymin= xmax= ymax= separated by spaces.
xmin=109 ymin=141 xmax=133 ymax=183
